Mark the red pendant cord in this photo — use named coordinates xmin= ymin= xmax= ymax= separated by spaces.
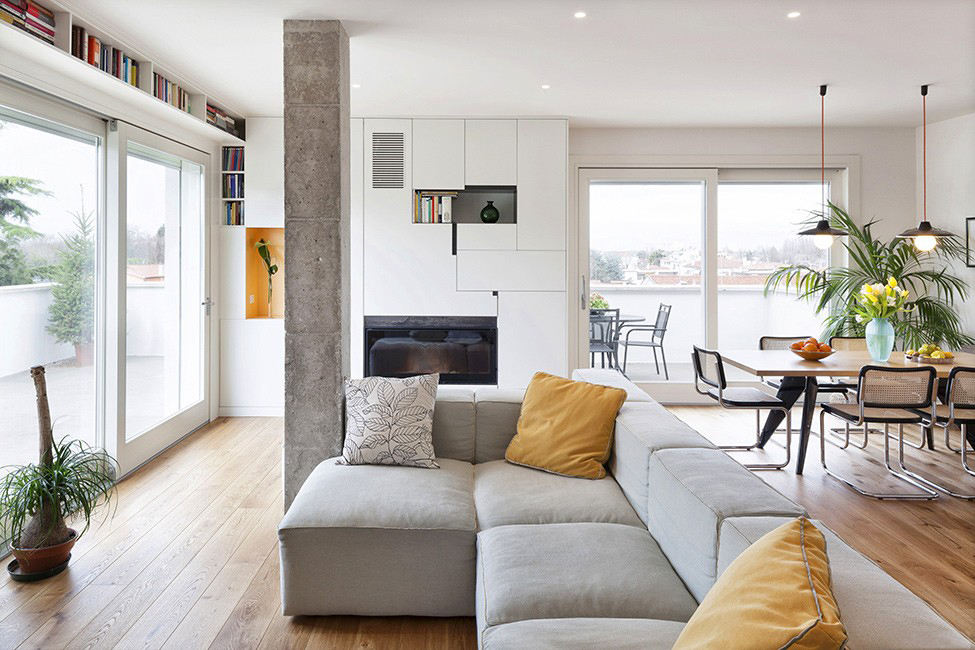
xmin=822 ymin=91 xmax=826 ymax=214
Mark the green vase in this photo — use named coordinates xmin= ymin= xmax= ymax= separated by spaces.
xmin=480 ymin=201 xmax=500 ymax=224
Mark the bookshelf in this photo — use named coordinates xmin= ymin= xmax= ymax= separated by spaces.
xmin=412 ymin=185 xmax=517 ymax=225
xmin=222 ymin=146 xmax=244 ymax=225
xmin=0 ymin=0 xmax=245 ymax=141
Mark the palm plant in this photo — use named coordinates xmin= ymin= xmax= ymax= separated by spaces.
xmin=764 ymin=203 xmax=973 ymax=351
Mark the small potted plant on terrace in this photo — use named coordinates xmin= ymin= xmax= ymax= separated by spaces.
xmin=1 ymin=366 xmax=117 ymax=581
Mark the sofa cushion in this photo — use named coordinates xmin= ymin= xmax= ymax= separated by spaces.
xmin=674 ymin=517 xmax=846 ymax=650
xmin=278 ymin=457 xmax=476 ymax=616
xmin=473 ymin=460 xmax=642 ymax=529
xmin=482 ymin=618 xmax=686 ymax=650
xmin=505 ymin=372 xmax=626 ymax=479
xmin=719 ymin=516 xmax=975 ymax=650
xmin=571 ymin=368 xmax=653 ymax=402
xmin=475 ymin=523 xmax=698 ymax=645
xmin=432 ymin=387 xmax=476 ymax=462
xmin=342 ymin=374 xmax=439 ymax=467
xmin=610 ymin=402 xmax=716 ymax=524
xmin=473 ymin=388 xmax=524 ymax=463
xmin=647 ymin=448 xmax=805 ymax=602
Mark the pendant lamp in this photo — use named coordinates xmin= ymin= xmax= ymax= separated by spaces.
xmin=896 ymin=85 xmax=956 ymax=251
xmin=799 ymin=85 xmax=847 ymax=249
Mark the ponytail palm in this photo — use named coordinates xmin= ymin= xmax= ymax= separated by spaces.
xmin=764 ymin=204 xmax=973 ymax=351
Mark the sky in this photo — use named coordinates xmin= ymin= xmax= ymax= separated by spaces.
xmin=589 ymin=181 xmax=827 ymax=254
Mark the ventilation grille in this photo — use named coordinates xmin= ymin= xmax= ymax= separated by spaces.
xmin=371 ymin=132 xmax=405 ymax=189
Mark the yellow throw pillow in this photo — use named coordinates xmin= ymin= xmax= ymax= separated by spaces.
xmin=673 ymin=517 xmax=847 ymax=650
xmin=504 ymin=372 xmax=627 ymax=479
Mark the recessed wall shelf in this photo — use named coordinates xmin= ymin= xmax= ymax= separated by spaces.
xmin=0 ymin=0 xmax=245 ymax=142
xmin=413 ymin=185 xmax=517 ymax=225
xmin=245 ymin=227 xmax=284 ymax=319
xmin=222 ymin=146 xmax=244 ymax=225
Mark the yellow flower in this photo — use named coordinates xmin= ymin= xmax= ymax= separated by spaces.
xmin=867 ymin=293 xmax=879 ymax=303
xmin=862 ymin=284 xmax=874 ymax=294
xmin=888 ymin=277 xmax=897 ymax=288
xmin=885 ymin=285 xmax=892 ymax=295
xmin=901 ymin=289 xmax=909 ymax=298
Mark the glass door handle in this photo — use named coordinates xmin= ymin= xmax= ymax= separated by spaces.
xmin=202 ymin=298 xmax=214 ymax=316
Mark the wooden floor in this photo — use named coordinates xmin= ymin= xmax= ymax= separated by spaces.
xmin=0 ymin=410 xmax=972 ymax=648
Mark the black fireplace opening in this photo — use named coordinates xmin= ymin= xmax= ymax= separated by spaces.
xmin=364 ymin=316 xmax=497 ymax=385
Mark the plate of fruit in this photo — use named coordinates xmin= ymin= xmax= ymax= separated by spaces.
xmin=906 ymin=344 xmax=954 ymax=364
xmin=789 ymin=337 xmax=834 ymax=361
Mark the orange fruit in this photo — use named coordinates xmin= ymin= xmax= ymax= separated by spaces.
xmin=803 ymin=342 xmax=819 ymax=352
xmin=790 ymin=341 xmax=803 ymax=350
xmin=818 ymin=343 xmax=832 ymax=353
xmin=806 ymin=337 xmax=819 ymax=346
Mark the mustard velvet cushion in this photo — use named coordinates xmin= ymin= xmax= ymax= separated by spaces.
xmin=504 ymin=372 xmax=627 ymax=479
xmin=673 ymin=517 xmax=847 ymax=650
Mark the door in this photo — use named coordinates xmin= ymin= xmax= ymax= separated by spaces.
xmin=577 ymin=168 xmax=717 ymax=402
xmin=109 ymin=123 xmax=210 ymax=474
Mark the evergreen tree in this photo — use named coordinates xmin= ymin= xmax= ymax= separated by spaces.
xmin=46 ymin=210 xmax=95 ymax=347
xmin=0 ymin=236 xmax=32 ymax=285
xmin=0 ymin=175 xmax=49 ymax=286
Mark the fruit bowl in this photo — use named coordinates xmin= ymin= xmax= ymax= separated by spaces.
xmin=919 ymin=355 xmax=953 ymax=365
xmin=791 ymin=349 xmax=835 ymax=361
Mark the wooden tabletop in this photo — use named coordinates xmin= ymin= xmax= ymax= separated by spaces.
xmin=720 ymin=349 xmax=975 ymax=378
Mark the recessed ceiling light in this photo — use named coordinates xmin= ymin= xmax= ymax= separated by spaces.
xmin=787 ymin=11 xmax=801 ymax=18
xmin=574 ymin=11 xmax=586 ymax=18
xmin=352 ymin=83 xmax=361 ymax=88
xmin=541 ymin=84 xmax=551 ymax=90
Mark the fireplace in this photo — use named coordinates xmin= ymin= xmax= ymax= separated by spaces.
xmin=364 ymin=316 xmax=497 ymax=385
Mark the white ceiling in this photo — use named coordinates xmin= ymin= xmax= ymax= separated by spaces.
xmin=65 ymin=0 xmax=975 ymax=127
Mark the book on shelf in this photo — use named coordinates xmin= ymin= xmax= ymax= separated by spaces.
xmin=222 ymin=173 xmax=244 ymax=199
xmin=1 ymin=0 xmax=55 ymax=46
xmin=153 ymin=72 xmax=190 ymax=113
xmin=206 ymin=103 xmax=241 ymax=137
xmin=224 ymin=201 xmax=243 ymax=226
xmin=70 ymin=25 xmax=141 ymax=88
xmin=412 ymin=191 xmax=457 ymax=224
xmin=222 ymin=147 xmax=244 ymax=171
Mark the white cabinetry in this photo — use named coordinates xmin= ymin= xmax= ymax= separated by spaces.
xmin=413 ymin=119 xmax=465 ymax=190
xmin=465 ymin=119 xmax=517 ymax=185
xmin=457 ymin=250 xmax=565 ymax=292
xmin=351 ymin=118 xmax=365 ymax=377
xmin=219 ymin=319 xmax=284 ymax=413
xmin=517 ymin=120 xmax=566 ymax=250
xmin=455 ymin=223 xmax=517 ymax=251
xmin=498 ymin=292 xmax=567 ymax=387
xmin=243 ymin=118 xmax=284 ymax=227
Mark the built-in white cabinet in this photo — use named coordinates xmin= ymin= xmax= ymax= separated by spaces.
xmin=243 ymin=118 xmax=284 ymax=228
xmin=456 ymin=250 xmax=565 ymax=292
xmin=413 ymin=119 xmax=465 ymax=190
xmin=351 ymin=118 xmax=365 ymax=377
xmin=219 ymin=319 xmax=284 ymax=412
xmin=218 ymin=227 xmax=245 ymax=320
xmin=498 ymin=291 xmax=567 ymax=387
xmin=465 ymin=120 xmax=517 ymax=186
xmin=517 ymin=120 xmax=566 ymax=250
xmin=456 ymin=223 xmax=517 ymax=250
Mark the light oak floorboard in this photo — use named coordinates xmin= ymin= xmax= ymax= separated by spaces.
xmin=3 ymin=412 xmax=969 ymax=648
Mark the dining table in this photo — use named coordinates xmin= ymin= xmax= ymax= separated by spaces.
xmin=718 ymin=349 xmax=975 ymax=475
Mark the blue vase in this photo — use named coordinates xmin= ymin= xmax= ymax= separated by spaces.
xmin=865 ymin=317 xmax=895 ymax=362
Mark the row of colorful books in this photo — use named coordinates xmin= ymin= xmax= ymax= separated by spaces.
xmin=413 ymin=191 xmax=457 ymax=224
xmin=223 ymin=147 xmax=244 ymax=172
xmin=223 ymin=174 xmax=244 ymax=199
xmin=224 ymin=201 xmax=243 ymax=226
xmin=71 ymin=25 xmax=140 ymax=87
xmin=207 ymin=103 xmax=240 ymax=137
xmin=153 ymin=72 xmax=189 ymax=113
xmin=0 ymin=0 xmax=55 ymax=46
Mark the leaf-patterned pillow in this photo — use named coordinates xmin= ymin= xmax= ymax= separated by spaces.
xmin=342 ymin=373 xmax=440 ymax=468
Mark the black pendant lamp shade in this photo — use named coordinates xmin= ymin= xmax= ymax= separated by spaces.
xmin=896 ymin=85 xmax=956 ymax=250
xmin=800 ymin=85 xmax=847 ymax=245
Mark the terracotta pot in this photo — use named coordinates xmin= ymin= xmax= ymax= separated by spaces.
xmin=74 ymin=343 xmax=93 ymax=366
xmin=12 ymin=529 xmax=76 ymax=574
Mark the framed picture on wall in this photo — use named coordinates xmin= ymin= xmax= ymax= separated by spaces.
xmin=968 ymin=217 xmax=975 ymax=267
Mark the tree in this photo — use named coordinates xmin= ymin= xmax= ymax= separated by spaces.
xmin=636 ymin=249 xmax=665 ymax=267
xmin=590 ymin=250 xmax=624 ymax=283
xmin=0 ymin=175 xmax=49 ymax=286
xmin=0 ymin=236 xmax=32 ymax=285
xmin=46 ymin=209 xmax=95 ymax=357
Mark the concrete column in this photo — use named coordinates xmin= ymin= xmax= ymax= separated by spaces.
xmin=282 ymin=20 xmax=350 ymax=508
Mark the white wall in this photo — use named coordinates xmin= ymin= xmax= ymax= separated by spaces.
xmin=1 ymin=284 xmax=73 ymax=376
xmin=918 ymin=113 xmax=975 ymax=337
xmin=569 ymin=127 xmax=918 ymax=239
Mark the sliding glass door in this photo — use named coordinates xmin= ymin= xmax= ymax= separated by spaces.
xmin=110 ymin=123 xmax=210 ymax=473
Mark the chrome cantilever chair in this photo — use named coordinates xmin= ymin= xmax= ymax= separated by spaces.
xmin=820 ymin=365 xmax=939 ymax=500
xmin=620 ymin=303 xmax=671 ymax=380
xmin=823 ymin=336 xmax=886 ymax=445
xmin=691 ymin=345 xmax=791 ymax=470
xmin=911 ymin=366 xmax=975 ymax=499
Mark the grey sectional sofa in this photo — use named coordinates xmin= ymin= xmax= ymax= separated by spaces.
xmin=278 ymin=370 xmax=974 ymax=649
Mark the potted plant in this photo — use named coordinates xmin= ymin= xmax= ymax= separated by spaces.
xmin=254 ymin=238 xmax=279 ymax=318
xmin=851 ymin=278 xmax=912 ymax=361
xmin=1 ymin=366 xmax=116 ymax=580
xmin=765 ymin=204 xmax=974 ymax=351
